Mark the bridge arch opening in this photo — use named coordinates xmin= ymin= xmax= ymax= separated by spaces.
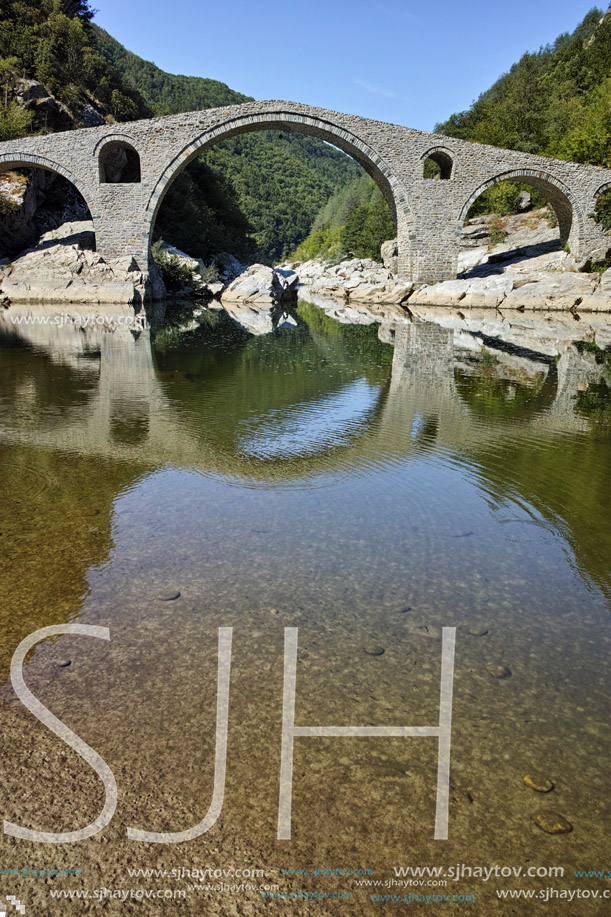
xmin=145 ymin=110 xmax=415 ymax=272
xmin=422 ymin=148 xmax=454 ymax=180
xmin=592 ymin=184 xmax=611 ymax=236
xmin=0 ymin=157 xmax=96 ymax=259
xmin=98 ymin=140 xmax=141 ymax=184
xmin=458 ymin=170 xmax=583 ymax=275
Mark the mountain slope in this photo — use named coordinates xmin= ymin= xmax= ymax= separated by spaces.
xmin=93 ymin=26 xmax=363 ymax=261
xmin=92 ymin=26 xmax=251 ymax=113
xmin=435 ymin=7 xmax=610 ymax=163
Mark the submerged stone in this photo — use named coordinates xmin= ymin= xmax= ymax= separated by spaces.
xmin=363 ymin=645 xmax=385 ymax=656
xmin=524 ymin=774 xmax=554 ymax=793
xmin=487 ymin=664 xmax=511 ymax=678
xmin=531 ymin=811 xmax=572 ymax=834
xmin=468 ymin=626 xmax=489 ymax=636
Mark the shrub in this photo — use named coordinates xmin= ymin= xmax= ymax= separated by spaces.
xmin=487 ymin=215 xmax=508 ymax=247
xmin=202 ymin=261 xmax=220 ymax=283
xmin=151 ymin=241 xmax=195 ymax=291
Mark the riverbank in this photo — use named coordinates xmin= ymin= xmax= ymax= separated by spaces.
xmin=291 ymin=210 xmax=611 ymax=312
xmin=0 ymin=209 xmax=610 ymax=312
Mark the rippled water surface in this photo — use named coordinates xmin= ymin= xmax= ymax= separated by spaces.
xmin=0 ymin=301 xmax=609 ymax=915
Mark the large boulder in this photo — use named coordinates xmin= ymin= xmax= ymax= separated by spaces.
xmin=221 ymin=263 xmax=298 ymax=305
xmin=381 ymin=238 xmax=398 ymax=273
xmin=14 ymin=78 xmax=73 ymax=133
xmin=0 ymin=222 xmax=152 ymax=305
xmin=220 ymin=264 xmax=300 ymax=334
xmin=515 ymin=190 xmax=532 ymax=212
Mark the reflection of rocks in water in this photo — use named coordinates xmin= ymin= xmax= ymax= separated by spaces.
xmin=222 ymin=300 xmax=299 ymax=336
xmin=221 ymin=264 xmax=299 ymax=334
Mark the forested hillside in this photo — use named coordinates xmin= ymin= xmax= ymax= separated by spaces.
xmin=436 ymin=7 xmax=610 ymax=162
xmin=0 ymin=0 xmax=149 ymax=137
xmin=435 ymin=6 xmax=611 ymax=226
xmin=291 ymin=175 xmax=394 ymax=262
xmin=92 ymin=25 xmax=250 ymax=113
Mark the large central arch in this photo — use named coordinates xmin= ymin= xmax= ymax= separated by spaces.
xmin=144 ymin=108 xmax=416 ymax=265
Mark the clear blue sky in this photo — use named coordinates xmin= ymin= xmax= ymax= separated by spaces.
xmin=94 ymin=0 xmax=603 ymax=130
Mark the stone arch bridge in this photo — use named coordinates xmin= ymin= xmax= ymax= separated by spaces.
xmin=0 ymin=100 xmax=610 ymax=292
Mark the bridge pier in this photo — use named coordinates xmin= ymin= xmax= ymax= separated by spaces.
xmin=94 ymin=185 xmax=149 ymax=267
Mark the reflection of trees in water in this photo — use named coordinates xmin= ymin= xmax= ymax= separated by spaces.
xmin=454 ymin=347 xmax=611 ymax=601
xmin=153 ymin=304 xmax=393 ymax=462
xmin=0 ymin=328 xmax=153 ymax=678
xmin=0 ymin=441 xmax=146 ymax=680
xmin=573 ymin=343 xmax=611 ymax=432
xmin=454 ymin=355 xmax=556 ymax=421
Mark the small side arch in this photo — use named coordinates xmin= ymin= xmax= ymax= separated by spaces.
xmin=590 ymin=180 xmax=611 ymax=211
xmin=0 ymin=152 xmax=97 ymax=220
xmin=590 ymin=181 xmax=611 ymax=231
xmin=458 ymin=168 xmax=585 ymax=248
xmin=421 ymin=146 xmax=454 ymax=180
xmin=97 ymin=137 xmax=141 ymax=184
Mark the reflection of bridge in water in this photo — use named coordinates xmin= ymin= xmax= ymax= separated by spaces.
xmin=1 ymin=305 xmax=609 ymax=619
xmin=1 ymin=309 xmax=608 ymax=480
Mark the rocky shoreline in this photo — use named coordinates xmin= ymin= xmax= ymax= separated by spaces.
xmin=291 ymin=211 xmax=611 ymax=313
xmin=0 ymin=208 xmax=610 ymax=313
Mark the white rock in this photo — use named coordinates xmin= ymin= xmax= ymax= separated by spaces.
xmin=504 ymin=273 xmax=598 ymax=311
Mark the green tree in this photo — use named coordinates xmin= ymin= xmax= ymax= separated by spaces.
xmin=0 ymin=100 xmax=33 ymax=140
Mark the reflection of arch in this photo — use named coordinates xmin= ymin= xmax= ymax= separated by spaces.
xmin=145 ymin=108 xmax=416 ymax=252
xmin=421 ymin=146 xmax=454 ymax=180
xmin=458 ymin=169 xmax=583 ymax=247
xmin=0 ymin=152 xmax=97 ymax=223
xmin=97 ymin=137 xmax=141 ymax=184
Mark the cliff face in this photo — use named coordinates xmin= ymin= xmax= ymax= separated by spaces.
xmin=0 ymin=69 xmax=109 ymax=258
xmin=0 ymin=166 xmax=89 ymax=260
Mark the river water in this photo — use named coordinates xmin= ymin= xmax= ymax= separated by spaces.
xmin=0 ymin=300 xmax=609 ymax=915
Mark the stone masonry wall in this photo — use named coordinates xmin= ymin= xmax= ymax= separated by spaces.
xmin=1 ymin=100 xmax=611 ymax=293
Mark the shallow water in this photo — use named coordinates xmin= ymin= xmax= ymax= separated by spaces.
xmin=0 ymin=302 xmax=609 ymax=915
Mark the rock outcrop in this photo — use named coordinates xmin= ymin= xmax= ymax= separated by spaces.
xmin=0 ymin=166 xmax=90 ymax=259
xmin=294 ymin=257 xmax=413 ymax=305
xmin=0 ymin=222 xmax=156 ymax=305
xmin=221 ymin=263 xmax=298 ymax=305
